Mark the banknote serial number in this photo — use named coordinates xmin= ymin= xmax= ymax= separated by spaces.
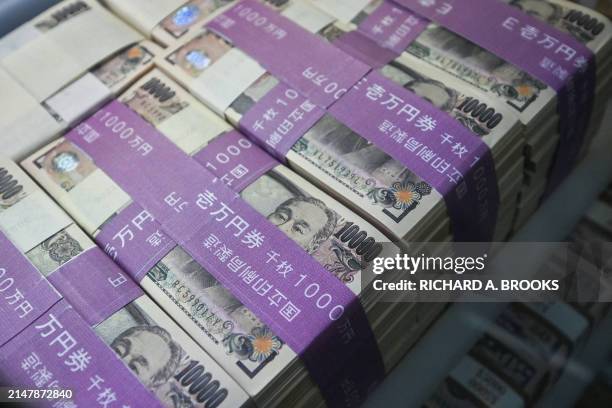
xmin=6 ymin=388 xmax=73 ymax=400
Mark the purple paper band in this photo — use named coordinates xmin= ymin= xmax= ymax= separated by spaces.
xmin=333 ymin=31 xmax=400 ymax=69
xmin=192 ymin=130 xmax=278 ymax=191
xmin=47 ymin=248 xmax=143 ymax=326
xmin=67 ymin=101 xmax=384 ymax=406
xmin=96 ymin=202 xmax=176 ymax=283
xmin=358 ymin=1 xmax=428 ymax=55
xmin=180 ymin=198 xmax=382 ymax=406
xmin=391 ymin=0 xmax=596 ymax=195
xmin=67 ymin=103 xmax=215 ymax=242
xmin=239 ymin=82 xmax=326 ymax=160
xmin=0 ymin=233 xmax=61 ymax=347
xmin=334 ymin=1 xmax=428 ymax=68
xmin=330 ymin=71 xmax=499 ymax=241
xmin=206 ymin=0 xmax=370 ymax=108
xmin=0 ymin=300 xmax=161 ymax=407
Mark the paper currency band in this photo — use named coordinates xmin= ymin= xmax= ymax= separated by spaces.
xmin=0 ymin=232 xmax=61 ymax=346
xmin=0 ymin=299 xmax=162 ymax=407
xmin=96 ymin=130 xmax=278 ymax=281
xmin=68 ymin=100 xmax=385 ymax=407
xmin=0 ymin=232 xmax=161 ymax=406
xmin=0 ymin=228 xmax=143 ymax=330
xmin=193 ymin=130 xmax=280 ymax=191
xmin=46 ymin=247 xmax=144 ymax=326
xmin=329 ymin=71 xmax=500 ymax=242
xmin=237 ymin=73 xmax=500 ymax=242
xmin=208 ymin=0 xmax=500 ymax=241
xmin=390 ymin=0 xmax=596 ymax=195
xmin=205 ymin=0 xmax=371 ymax=109
xmin=332 ymin=2 xmax=429 ymax=68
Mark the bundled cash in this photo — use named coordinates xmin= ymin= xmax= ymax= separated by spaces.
xmin=324 ymin=0 xmax=612 ymax=231
xmin=0 ymin=158 xmax=251 ymax=407
xmin=1 ymin=0 xmax=611 ymax=406
xmin=100 ymin=0 xmax=237 ymax=47
xmin=424 ymin=183 xmax=612 ymax=407
xmin=0 ymin=0 xmax=160 ymax=160
xmin=155 ymin=4 xmax=525 ymax=243
xmin=100 ymin=0 xmax=380 ymax=47
xmin=22 ymin=70 xmax=446 ymax=407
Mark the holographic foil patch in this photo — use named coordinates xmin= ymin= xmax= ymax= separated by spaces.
xmin=185 ymin=50 xmax=211 ymax=71
xmin=173 ymin=5 xmax=201 ymax=27
xmin=52 ymin=151 xmax=80 ymax=173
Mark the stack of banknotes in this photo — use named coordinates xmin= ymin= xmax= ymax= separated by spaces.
xmin=152 ymin=0 xmax=612 ymax=242
xmin=0 ymin=0 xmax=611 ymax=407
xmin=153 ymin=1 xmax=520 ymax=244
xmin=323 ymin=0 xmax=612 ymax=231
xmin=319 ymin=0 xmax=612 ymax=232
xmin=424 ymin=183 xmax=612 ymax=407
xmin=0 ymin=0 xmax=161 ymax=159
xmin=0 ymin=159 xmax=251 ymax=407
xmin=21 ymin=68 xmax=446 ymax=407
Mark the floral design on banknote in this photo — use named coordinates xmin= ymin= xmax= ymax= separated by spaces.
xmin=407 ymin=25 xmax=548 ymax=113
xmin=292 ymin=115 xmax=432 ymax=224
xmin=26 ymin=227 xmax=85 ymax=277
xmin=93 ymin=45 xmax=154 ymax=89
xmin=95 ymin=300 xmax=230 ymax=408
xmin=0 ymin=166 xmax=26 ymax=212
xmin=224 ymin=326 xmax=283 ymax=363
xmin=148 ymin=246 xmax=285 ymax=370
xmin=147 ymin=169 xmax=381 ymax=374
xmin=367 ymin=180 xmax=432 ymax=215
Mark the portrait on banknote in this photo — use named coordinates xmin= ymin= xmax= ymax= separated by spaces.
xmin=94 ymin=302 xmax=217 ymax=407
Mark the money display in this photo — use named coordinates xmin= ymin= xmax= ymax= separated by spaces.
xmin=22 ymin=70 xmax=446 ymax=407
xmin=155 ymin=1 xmax=525 ymax=243
xmin=322 ymin=0 xmax=612 ymax=231
xmin=424 ymin=184 xmax=612 ymax=407
xmin=1 ymin=0 xmax=610 ymax=407
xmin=0 ymin=0 xmax=160 ymax=160
xmin=0 ymin=158 xmax=251 ymax=408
